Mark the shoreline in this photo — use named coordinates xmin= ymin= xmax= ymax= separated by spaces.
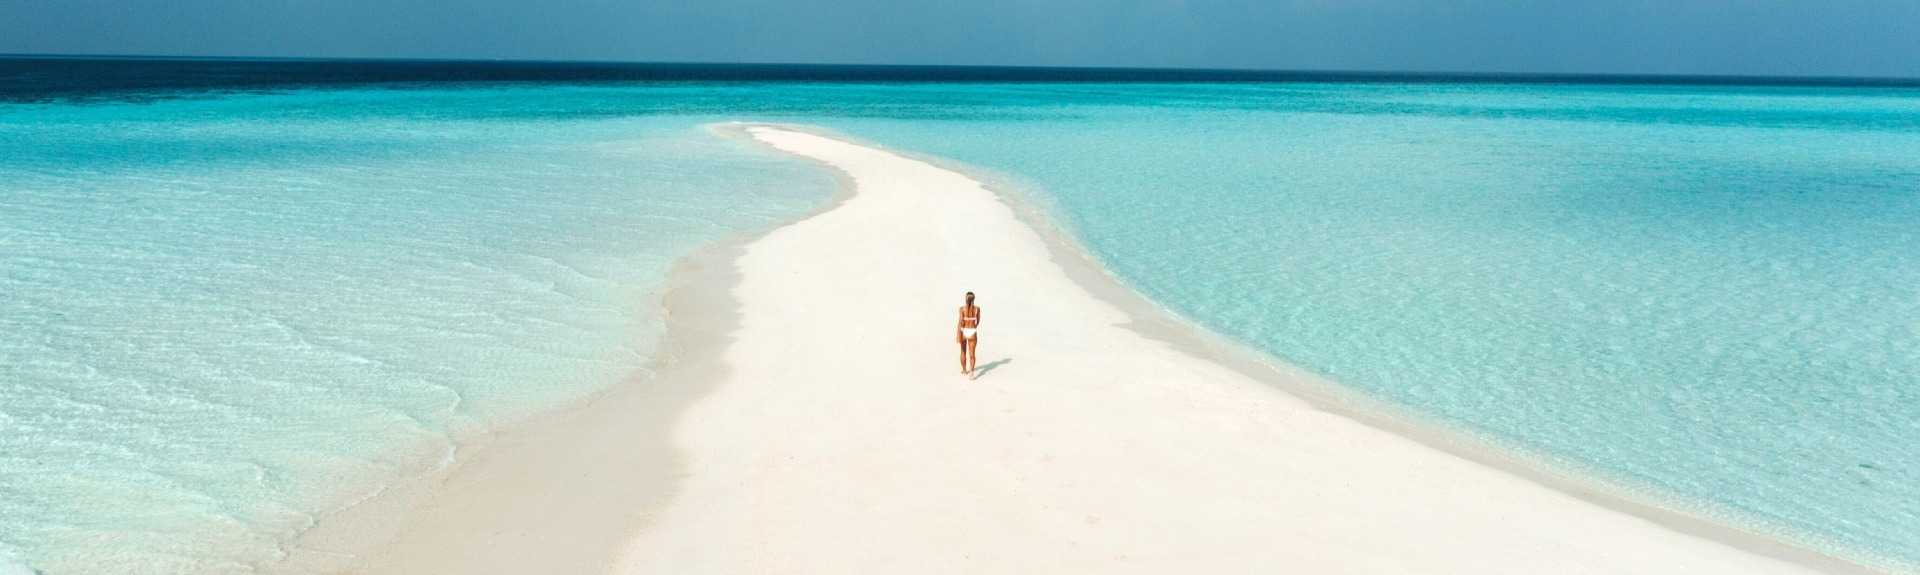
xmin=273 ymin=123 xmax=858 ymax=574
xmin=271 ymin=236 xmax=743 ymax=574
xmin=620 ymin=126 xmax=1860 ymax=572
xmin=288 ymin=124 xmax=1883 ymax=574
xmin=821 ymin=130 xmax=1889 ymax=574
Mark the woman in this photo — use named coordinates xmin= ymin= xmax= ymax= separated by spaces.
xmin=956 ymin=291 xmax=982 ymax=379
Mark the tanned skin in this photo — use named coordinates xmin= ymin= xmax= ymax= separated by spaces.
xmin=957 ymin=292 xmax=981 ymax=378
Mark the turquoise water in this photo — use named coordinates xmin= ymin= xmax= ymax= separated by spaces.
xmin=821 ymin=83 xmax=1920 ymax=568
xmin=0 ymin=87 xmax=838 ymax=573
xmin=4 ymin=74 xmax=1918 ymax=572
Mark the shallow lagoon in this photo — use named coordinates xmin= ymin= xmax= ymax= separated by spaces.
xmin=3 ymin=72 xmax=1917 ymax=571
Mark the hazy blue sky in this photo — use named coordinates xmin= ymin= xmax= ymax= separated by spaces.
xmin=3 ymin=0 xmax=1917 ymax=77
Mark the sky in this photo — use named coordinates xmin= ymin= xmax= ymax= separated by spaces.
xmin=2 ymin=0 xmax=1918 ymax=78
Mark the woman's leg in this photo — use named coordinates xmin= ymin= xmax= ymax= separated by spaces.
xmin=959 ymin=337 xmax=969 ymax=374
xmin=965 ymin=337 xmax=978 ymax=375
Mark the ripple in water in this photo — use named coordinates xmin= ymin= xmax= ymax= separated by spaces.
xmin=0 ymin=87 xmax=835 ymax=573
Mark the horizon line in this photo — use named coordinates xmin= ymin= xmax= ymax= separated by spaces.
xmin=6 ymin=52 xmax=1920 ymax=87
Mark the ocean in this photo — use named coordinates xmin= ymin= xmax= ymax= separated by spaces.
xmin=2 ymin=57 xmax=1916 ymax=573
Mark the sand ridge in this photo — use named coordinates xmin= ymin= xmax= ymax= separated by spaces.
xmin=605 ymin=126 xmax=1824 ymax=574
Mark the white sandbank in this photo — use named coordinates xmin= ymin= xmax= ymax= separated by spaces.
xmin=607 ymin=127 xmax=1831 ymax=573
xmin=302 ymin=126 xmax=1864 ymax=574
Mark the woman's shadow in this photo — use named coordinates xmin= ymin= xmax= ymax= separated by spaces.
xmin=972 ymin=357 xmax=1012 ymax=379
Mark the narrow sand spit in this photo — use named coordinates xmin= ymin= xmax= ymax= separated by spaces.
xmin=307 ymin=126 xmax=1857 ymax=575
xmin=605 ymin=127 xmax=1828 ymax=574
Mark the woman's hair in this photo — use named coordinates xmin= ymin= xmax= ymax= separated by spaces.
xmin=965 ymin=291 xmax=975 ymax=301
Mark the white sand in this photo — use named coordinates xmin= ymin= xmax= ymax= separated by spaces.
xmin=598 ymin=126 xmax=1831 ymax=574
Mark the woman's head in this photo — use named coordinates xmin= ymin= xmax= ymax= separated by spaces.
xmin=964 ymin=291 xmax=975 ymax=304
